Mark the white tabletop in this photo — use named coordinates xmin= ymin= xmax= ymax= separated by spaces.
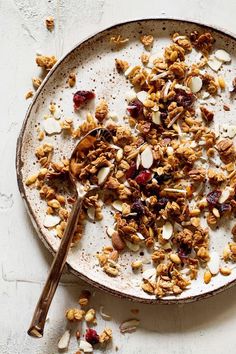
xmin=1 ymin=0 xmax=236 ymax=353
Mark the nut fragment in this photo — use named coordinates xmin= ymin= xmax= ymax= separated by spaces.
xmin=36 ymin=55 xmax=57 ymax=70
xmin=45 ymin=16 xmax=54 ymax=31
xmin=68 ymin=72 xmax=76 ymax=87
xmin=85 ymin=308 xmax=96 ymax=323
xmin=66 ymin=308 xmax=85 ymax=321
xmin=140 ymin=35 xmax=154 ymax=47
xmin=204 ymin=270 xmax=212 ymax=284
xmin=220 ymin=266 xmax=231 ymax=276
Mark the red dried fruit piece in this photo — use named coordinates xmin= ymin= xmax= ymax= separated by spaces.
xmin=131 ymin=199 xmax=145 ymax=215
xmin=135 ymin=170 xmax=152 ymax=185
xmin=85 ymin=328 xmax=99 ymax=345
xmin=127 ymin=99 xmax=143 ymax=118
xmin=174 ymin=88 xmax=195 ymax=108
xmin=73 ymin=90 xmax=95 ymax=110
xmin=206 ymin=190 xmax=222 ymax=206
xmin=218 ymin=203 xmax=231 ymax=214
xmin=126 ymin=161 xmax=137 ymax=179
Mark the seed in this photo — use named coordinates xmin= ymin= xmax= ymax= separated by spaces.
xmin=204 ymin=270 xmax=212 ymax=284
xmin=220 ymin=266 xmax=231 ymax=276
xmin=169 ymin=253 xmax=181 ymax=265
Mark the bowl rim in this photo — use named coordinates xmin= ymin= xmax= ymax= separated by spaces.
xmin=16 ymin=17 xmax=236 ymax=304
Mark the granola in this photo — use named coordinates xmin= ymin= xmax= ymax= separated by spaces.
xmin=26 ymin=28 xmax=236 ymax=300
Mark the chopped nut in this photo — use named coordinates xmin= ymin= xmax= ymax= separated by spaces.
xmin=85 ymin=308 xmax=96 ymax=323
xmin=66 ymin=308 xmax=85 ymax=321
xmin=95 ymin=99 xmax=109 ymax=122
xmin=200 ymin=106 xmax=214 ymax=122
xmin=47 ymin=199 xmax=61 ymax=209
xmin=131 ymin=260 xmax=143 ymax=270
xmin=99 ymin=328 xmax=112 ymax=344
xmin=36 ymin=55 xmax=57 ymax=70
xmin=204 ymin=270 xmax=212 ymax=284
xmin=217 ymin=138 xmax=235 ymax=163
xmin=32 ymin=77 xmax=42 ymax=90
xmin=45 ymin=16 xmax=54 ymax=31
xmin=169 ymin=253 xmax=181 ymax=265
xmin=141 ymin=53 xmax=150 ymax=65
xmin=68 ymin=73 xmax=76 ymax=87
xmin=115 ymin=59 xmax=129 ymax=73
xmin=25 ymin=173 xmax=38 ymax=186
xmin=220 ymin=266 xmax=231 ymax=276
xmin=25 ymin=90 xmax=33 ymax=99
xmin=140 ymin=35 xmax=154 ymax=47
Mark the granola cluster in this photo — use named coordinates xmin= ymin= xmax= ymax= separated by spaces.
xmin=26 ymin=29 xmax=236 ymax=299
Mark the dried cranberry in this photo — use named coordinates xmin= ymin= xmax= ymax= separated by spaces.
xmin=73 ymin=90 xmax=95 ymax=110
xmin=218 ymin=203 xmax=231 ymax=214
xmin=174 ymin=89 xmax=195 ymax=108
xmin=160 ymin=111 xmax=168 ymax=126
xmin=85 ymin=328 xmax=99 ymax=345
xmin=153 ymin=173 xmax=172 ymax=185
xmin=135 ymin=170 xmax=152 ymax=185
xmin=155 ymin=197 xmax=169 ymax=211
xmin=131 ymin=199 xmax=145 ymax=215
xmin=178 ymin=244 xmax=191 ymax=258
xmin=127 ymin=99 xmax=143 ymax=118
xmin=126 ymin=161 xmax=137 ymax=179
xmin=206 ymin=190 xmax=222 ymax=207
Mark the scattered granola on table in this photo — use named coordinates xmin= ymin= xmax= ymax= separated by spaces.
xmin=26 ymin=28 xmax=236 ymax=300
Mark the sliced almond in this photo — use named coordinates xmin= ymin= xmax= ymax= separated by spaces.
xmin=188 ymin=76 xmax=202 ymax=93
xmin=124 ymin=66 xmax=135 ymax=77
xmin=125 ymin=89 xmax=137 ymax=101
xmin=87 ymin=207 xmax=95 ymax=220
xmin=150 ymin=71 xmax=169 ymax=81
xmin=116 ymin=148 xmax=123 ymax=161
xmin=219 ymin=187 xmax=234 ymax=203
xmin=79 ymin=340 xmax=93 ymax=353
xmin=136 ymin=90 xmax=148 ymax=104
xmin=152 ymin=111 xmax=161 ymax=125
xmin=58 ymin=330 xmax=70 ymax=350
xmin=136 ymin=153 xmax=141 ymax=169
xmin=207 ymin=56 xmax=222 ymax=72
xmin=136 ymin=232 xmax=145 ymax=240
xmin=97 ymin=166 xmax=110 ymax=185
xmin=43 ymin=214 xmax=61 ymax=228
xmin=215 ymin=49 xmax=231 ymax=63
xmin=142 ymin=268 xmax=156 ymax=280
xmin=163 ymin=188 xmax=186 ymax=195
xmin=125 ymin=240 xmax=140 ymax=252
xmin=119 ymin=319 xmax=140 ymax=334
xmin=106 ymin=227 xmax=116 ymax=238
xmin=112 ymin=200 xmax=123 ymax=212
xmin=141 ymin=146 xmax=153 ymax=169
xmin=43 ymin=118 xmax=62 ymax=135
xmin=99 ymin=306 xmax=112 ymax=320
xmin=166 ymin=146 xmax=174 ymax=156
xmin=208 ymin=251 xmax=220 ymax=275
xmin=162 ymin=222 xmax=173 ymax=240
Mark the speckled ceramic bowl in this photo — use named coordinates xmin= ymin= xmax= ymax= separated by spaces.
xmin=16 ymin=18 xmax=236 ymax=303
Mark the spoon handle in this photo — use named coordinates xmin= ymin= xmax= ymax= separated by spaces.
xmin=28 ymin=195 xmax=83 ymax=337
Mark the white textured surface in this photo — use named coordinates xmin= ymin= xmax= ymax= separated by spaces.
xmin=1 ymin=0 xmax=236 ymax=353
